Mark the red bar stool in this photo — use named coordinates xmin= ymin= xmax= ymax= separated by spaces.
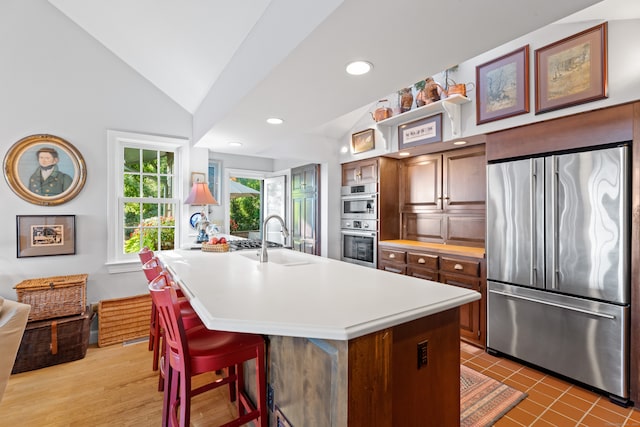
xmin=149 ymin=273 xmax=267 ymax=427
xmin=142 ymin=258 xmax=202 ymax=373
xmin=138 ymin=246 xmax=154 ymax=265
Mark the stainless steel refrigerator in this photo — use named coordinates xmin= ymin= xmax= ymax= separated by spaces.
xmin=486 ymin=144 xmax=630 ymax=402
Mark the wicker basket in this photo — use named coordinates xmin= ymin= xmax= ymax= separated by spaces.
xmin=98 ymin=294 xmax=152 ymax=347
xmin=201 ymin=242 xmax=229 ymax=252
xmin=14 ymin=274 xmax=88 ymax=321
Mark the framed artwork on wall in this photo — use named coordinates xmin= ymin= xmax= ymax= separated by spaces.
xmin=398 ymin=114 xmax=442 ymax=148
xmin=191 ymin=172 xmax=206 ymax=185
xmin=16 ymin=215 xmax=76 ymax=258
xmin=3 ymin=134 xmax=87 ymax=206
xmin=351 ymin=129 xmax=375 ymax=154
xmin=476 ymin=45 xmax=530 ymax=124
xmin=535 ymin=22 xmax=607 ymax=114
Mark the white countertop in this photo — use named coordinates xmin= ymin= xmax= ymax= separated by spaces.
xmin=158 ymin=248 xmax=480 ymax=341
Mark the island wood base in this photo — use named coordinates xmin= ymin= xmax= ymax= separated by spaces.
xmin=248 ymin=307 xmax=460 ymax=426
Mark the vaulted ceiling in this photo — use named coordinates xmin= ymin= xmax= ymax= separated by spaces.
xmin=48 ymin=0 xmax=634 ymax=161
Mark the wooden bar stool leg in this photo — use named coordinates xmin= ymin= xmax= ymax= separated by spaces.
xmin=179 ymin=373 xmax=191 ymax=427
xmin=257 ymin=346 xmax=267 ymax=427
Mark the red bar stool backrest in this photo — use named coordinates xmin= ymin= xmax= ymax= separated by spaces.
xmin=138 ymin=246 xmax=154 ymax=265
xmin=142 ymin=257 xmax=163 ymax=283
xmin=149 ymin=273 xmax=187 ymax=367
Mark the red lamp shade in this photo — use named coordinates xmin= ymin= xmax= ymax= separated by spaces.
xmin=184 ymin=182 xmax=217 ymax=205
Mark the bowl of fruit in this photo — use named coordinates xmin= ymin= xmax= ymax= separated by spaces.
xmin=201 ymin=236 xmax=229 ymax=252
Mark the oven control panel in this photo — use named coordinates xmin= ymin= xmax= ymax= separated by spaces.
xmin=341 ymin=219 xmax=377 ymax=230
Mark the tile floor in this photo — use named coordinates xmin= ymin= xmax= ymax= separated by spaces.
xmin=461 ymin=343 xmax=640 ymax=426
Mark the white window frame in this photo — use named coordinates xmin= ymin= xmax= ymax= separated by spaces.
xmin=106 ymin=130 xmax=189 ymax=273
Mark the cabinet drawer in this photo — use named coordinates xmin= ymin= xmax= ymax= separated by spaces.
xmin=380 ymin=249 xmax=406 ymax=263
xmin=440 ymin=272 xmax=479 ymax=290
xmin=379 ymin=262 xmax=406 ymax=275
xmin=407 ymin=252 xmax=438 ymax=269
xmin=407 ymin=266 xmax=438 ymax=282
xmin=440 ymin=257 xmax=479 ymax=277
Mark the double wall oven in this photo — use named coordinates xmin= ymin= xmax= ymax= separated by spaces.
xmin=340 ymin=183 xmax=377 ymax=268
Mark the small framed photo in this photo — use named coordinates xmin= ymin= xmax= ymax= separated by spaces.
xmin=3 ymin=134 xmax=87 ymax=206
xmin=476 ymin=45 xmax=530 ymax=124
xmin=351 ymin=129 xmax=375 ymax=154
xmin=191 ymin=172 xmax=206 ymax=185
xmin=17 ymin=215 xmax=76 ymax=258
xmin=398 ymin=114 xmax=442 ymax=148
xmin=535 ymin=22 xmax=607 ymax=114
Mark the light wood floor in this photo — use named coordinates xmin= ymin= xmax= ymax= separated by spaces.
xmin=0 ymin=340 xmax=241 ymax=426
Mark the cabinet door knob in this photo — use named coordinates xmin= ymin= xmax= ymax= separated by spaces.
xmin=454 ymin=263 xmax=463 ymax=270
xmin=389 ymin=253 xmax=395 ymax=259
xmin=418 ymin=258 xmax=426 ymax=264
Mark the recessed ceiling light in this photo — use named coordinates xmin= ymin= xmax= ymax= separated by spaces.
xmin=340 ymin=146 xmax=349 ymax=153
xmin=453 ymin=140 xmax=468 ymax=146
xmin=228 ymin=141 xmax=242 ymax=147
xmin=399 ymin=152 xmax=411 ymax=157
xmin=346 ymin=60 xmax=373 ymax=76
xmin=266 ymin=117 xmax=283 ymax=125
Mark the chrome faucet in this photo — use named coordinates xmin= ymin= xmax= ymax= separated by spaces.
xmin=260 ymin=214 xmax=289 ymax=262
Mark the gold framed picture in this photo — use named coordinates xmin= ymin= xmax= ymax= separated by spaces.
xmin=535 ymin=23 xmax=607 ymax=114
xmin=351 ymin=129 xmax=375 ymax=154
xmin=3 ymin=134 xmax=87 ymax=206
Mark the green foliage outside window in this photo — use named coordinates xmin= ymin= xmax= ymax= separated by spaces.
xmin=229 ymin=178 xmax=261 ymax=232
xmin=124 ymin=216 xmax=175 ymax=253
xmin=122 ymin=148 xmax=176 ymax=253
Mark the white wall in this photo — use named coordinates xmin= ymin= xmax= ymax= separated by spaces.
xmin=339 ymin=18 xmax=640 ymax=162
xmin=0 ymin=1 xmax=192 ymax=304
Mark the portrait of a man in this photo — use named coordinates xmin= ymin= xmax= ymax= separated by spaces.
xmin=28 ymin=147 xmax=73 ymax=196
xmin=4 ymin=134 xmax=86 ymax=206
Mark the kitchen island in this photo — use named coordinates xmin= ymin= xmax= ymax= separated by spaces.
xmin=158 ymin=248 xmax=480 ymax=426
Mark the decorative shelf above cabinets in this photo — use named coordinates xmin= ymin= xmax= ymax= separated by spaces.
xmin=375 ymin=94 xmax=471 ymax=147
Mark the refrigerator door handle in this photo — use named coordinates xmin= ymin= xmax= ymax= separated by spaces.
xmin=529 ymin=159 xmax=536 ymax=285
xmin=488 ymin=289 xmax=616 ymax=319
xmin=549 ymin=156 xmax=559 ymax=290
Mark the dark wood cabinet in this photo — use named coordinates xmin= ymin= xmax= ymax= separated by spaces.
xmin=399 ymin=145 xmax=486 ymax=247
xmin=378 ymin=242 xmax=486 ymax=348
xmin=291 ymin=164 xmax=319 ymax=255
xmin=400 ymin=145 xmax=485 ymax=213
xmin=342 ymin=158 xmax=378 ymax=186
xmin=439 ymin=255 xmax=483 ymax=346
xmin=378 ymin=247 xmax=406 ymax=274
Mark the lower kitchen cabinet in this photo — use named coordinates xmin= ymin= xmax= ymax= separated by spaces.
xmin=379 ymin=241 xmax=486 ymax=348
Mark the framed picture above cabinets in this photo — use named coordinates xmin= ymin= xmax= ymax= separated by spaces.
xmin=398 ymin=114 xmax=442 ymax=148
xmin=476 ymin=45 xmax=530 ymax=124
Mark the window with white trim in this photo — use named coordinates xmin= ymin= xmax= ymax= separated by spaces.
xmin=107 ymin=131 xmax=188 ymax=266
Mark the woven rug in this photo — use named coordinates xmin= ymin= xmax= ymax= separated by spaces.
xmin=460 ymin=365 xmax=527 ymax=427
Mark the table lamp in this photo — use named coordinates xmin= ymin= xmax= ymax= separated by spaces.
xmin=185 ymin=181 xmax=217 ymax=243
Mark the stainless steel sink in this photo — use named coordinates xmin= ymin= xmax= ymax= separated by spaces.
xmin=238 ymin=249 xmax=315 ymax=266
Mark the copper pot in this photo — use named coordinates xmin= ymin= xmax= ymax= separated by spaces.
xmin=370 ymin=99 xmax=392 ymax=122
xmin=444 ymin=80 xmax=475 ymax=98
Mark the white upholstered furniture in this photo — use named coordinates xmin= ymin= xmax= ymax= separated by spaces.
xmin=0 ymin=297 xmax=30 ymax=404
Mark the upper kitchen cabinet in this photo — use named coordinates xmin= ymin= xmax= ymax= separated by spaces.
xmin=399 ymin=145 xmax=486 ymax=247
xmin=292 ymin=163 xmax=318 ymax=193
xmin=400 ymin=145 xmax=486 ymax=213
xmin=342 ymin=158 xmax=377 ymax=186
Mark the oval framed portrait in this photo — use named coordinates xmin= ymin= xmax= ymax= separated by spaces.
xmin=3 ymin=134 xmax=87 ymax=206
